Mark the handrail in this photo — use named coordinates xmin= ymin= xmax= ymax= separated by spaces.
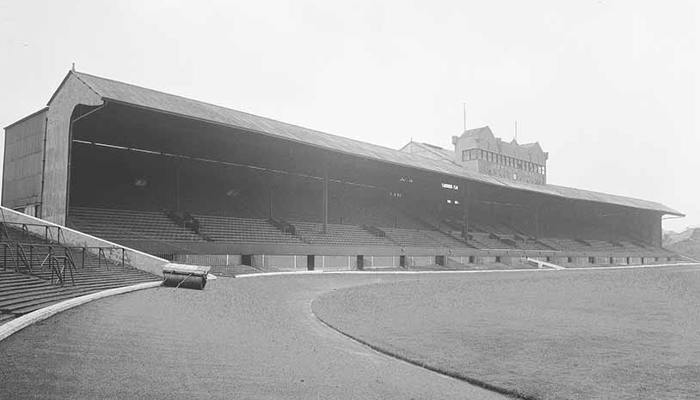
xmin=0 ymin=221 xmax=62 ymax=245
xmin=64 ymin=248 xmax=77 ymax=272
xmin=0 ymin=221 xmax=60 ymax=228
xmin=15 ymin=244 xmax=32 ymax=274
xmin=58 ymin=226 xmax=66 ymax=245
xmin=0 ymin=212 xmax=129 ymax=277
xmin=48 ymin=254 xmax=75 ymax=286
xmin=39 ymin=247 xmax=54 ymax=270
xmin=48 ymin=255 xmax=62 ymax=284
xmin=0 ymin=220 xmax=10 ymax=241
xmin=0 ymin=240 xmax=128 ymax=271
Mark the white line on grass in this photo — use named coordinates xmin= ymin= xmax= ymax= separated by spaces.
xmin=310 ymin=299 xmax=519 ymax=399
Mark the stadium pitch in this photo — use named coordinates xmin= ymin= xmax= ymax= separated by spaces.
xmin=1 ymin=265 xmax=698 ymax=399
xmin=313 ymin=265 xmax=700 ymax=399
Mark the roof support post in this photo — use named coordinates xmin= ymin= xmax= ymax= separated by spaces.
xmin=322 ymin=159 xmax=329 ymax=234
xmin=175 ymin=161 xmax=181 ymax=212
xmin=534 ymin=202 xmax=541 ymax=239
xmin=651 ymin=211 xmax=662 ymax=247
xmin=462 ymin=181 xmax=470 ymax=239
xmin=268 ymin=182 xmax=273 ymax=219
xmin=267 ymin=172 xmax=276 ymax=220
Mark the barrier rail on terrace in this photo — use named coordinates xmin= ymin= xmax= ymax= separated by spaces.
xmin=0 ymin=221 xmax=67 ymax=245
xmin=0 ymin=242 xmax=129 ymax=283
xmin=0 ymin=219 xmax=134 ymax=285
xmin=0 ymin=242 xmax=128 ymax=268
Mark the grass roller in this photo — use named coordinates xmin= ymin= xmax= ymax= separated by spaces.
xmin=162 ymin=263 xmax=211 ymax=290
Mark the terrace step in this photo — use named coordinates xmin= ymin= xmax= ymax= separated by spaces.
xmin=0 ymin=312 xmax=15 ymax=324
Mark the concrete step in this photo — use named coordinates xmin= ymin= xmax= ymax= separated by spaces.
xmin=0 ymin=312 xmax=15 ymax=324
xmin=5 ymin=280 xmax=159 ymax=316
xmin=0 ymin=277 xmax=155 ymax=304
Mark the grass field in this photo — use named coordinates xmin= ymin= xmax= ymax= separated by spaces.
xmin=313 ymin=266 xmax=700 ymax=399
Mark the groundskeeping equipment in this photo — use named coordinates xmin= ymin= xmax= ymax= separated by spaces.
xmin=162 ymin=263 xmax=211 ymax=290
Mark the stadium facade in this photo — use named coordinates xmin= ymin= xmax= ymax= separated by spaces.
xmin=2 ymin=69 xmax=684 ymax=270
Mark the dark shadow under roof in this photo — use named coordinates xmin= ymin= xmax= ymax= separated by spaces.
xmin=59 ymin=71 xmax=682 ymax=216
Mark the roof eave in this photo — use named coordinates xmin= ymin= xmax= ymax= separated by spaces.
xmin=101 ymin=96 xmax=682 ymax=216
xmin=46 ymin=70 xmax=75 ymax=106
xmin=4 ymin=107 xmax=49 ymax=130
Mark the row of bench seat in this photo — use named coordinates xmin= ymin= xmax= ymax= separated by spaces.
xmin=66 ymin=207 xmax=671 ymax=256
xmin=291 ymin=221 xmax=394 ymax=246
xmin=70 ymin=207 xmax=203 ymax=242
xmin=195 ymin=215 xmax=302 ymax=244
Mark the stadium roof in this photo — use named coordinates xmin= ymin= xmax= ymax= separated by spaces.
xmin=55 ymin=70 xmax=682 ymax=216
xmin=399 ymin=142 xmax=458 ymax=164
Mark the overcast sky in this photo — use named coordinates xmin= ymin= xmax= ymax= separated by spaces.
xmin=0 ymin=0 xmax=697 ymax=231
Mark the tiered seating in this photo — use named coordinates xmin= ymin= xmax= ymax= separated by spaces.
xmin=618 ymin=241 xmax=655 ymax=254
xmin=420 ymin=229 xmax=470 ymax=248
xmin=195 ymin=215 xmax=303 ymax=244
xmin=474 ymin=221 xmax=519 ymax=235
xmin=338 ymin=202 xmax=405 ymax=228
xmin=511 ymin=238 xmax=553 ymax=251
xmin=63 ymin=205 xmax=673 ymax=262
xmin=382 ymin=227 xmax=444 ymax=248
xmin=468 ymin=233 xmax=513 ymax=249
xmin=0 ymin=264 xmax=157 ymax=321
xmin=586 ymin=239 xmax=622 ymax=252
xmin=292 ymin=221 xmax=395 ymax=246
xmin=468 ymin=221 xmax=492 ymax=233
xmin=70 ymin=207 xmax=203 ymax=242
xmin=536 ymin=236 xmax=670 ymax=256
xmin=538 ymin=237 xmax=589 ymax=252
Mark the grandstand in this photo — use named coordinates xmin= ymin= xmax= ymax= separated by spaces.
xmin=1 ymin=69 xmax=683 ymax=273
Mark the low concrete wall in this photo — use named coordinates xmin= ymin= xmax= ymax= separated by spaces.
xmin=612 ymin=256 xmax=627 ymax=265
xmin=165 ymin=249 xmax=679 ymax=271
xmin=479 ymin=256 xmax=497 ymax=264
xmin=242 ymin=253 xmax=509 ymax=271
xmin=1 ymin=207 xmax=167 ymax=276
xmin=628 ymin=256 xmax=642 ymax=265
xmin=370 ymin=256 xmax=396 ymax=268
xmin=594 ymin=256 xmax=609 ymax=265
xmin=409 ymin=256 xmax=434 ymax=267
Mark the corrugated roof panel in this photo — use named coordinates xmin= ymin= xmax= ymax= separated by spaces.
xmin=71 ymin=71 xmax=682 ymax=216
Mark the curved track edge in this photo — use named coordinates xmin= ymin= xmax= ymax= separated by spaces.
xmin=0 ymin=281 xmax=162 ymax=342
xmin=312 ymin=297 xmax=538 ymax=400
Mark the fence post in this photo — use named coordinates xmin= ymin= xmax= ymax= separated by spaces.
xmin=82 ymin=248 xmax=86 ymax=269
xmin=121 ymin=248 xmax=125 ymax=268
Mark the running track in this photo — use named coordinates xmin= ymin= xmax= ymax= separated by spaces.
xmin=0 ymin=273 xmax=507 ymax=399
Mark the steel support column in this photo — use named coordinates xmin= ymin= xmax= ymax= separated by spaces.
xmin=322 ymin=165 xmax=329 ymax=234
xmin=462 ymin=181 xmax=470 ymax=239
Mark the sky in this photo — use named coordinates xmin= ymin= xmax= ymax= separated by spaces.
xmin=0 ymin=0 xmax=697 ymax=232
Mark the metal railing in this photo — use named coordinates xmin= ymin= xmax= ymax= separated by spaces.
xmin=1 ymin=240 xmax=129 ymax=283
xmin=47 ymin=254 xmax=75 ymax=285
xmin=0 ymin=221 xmax=65 ymax=245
